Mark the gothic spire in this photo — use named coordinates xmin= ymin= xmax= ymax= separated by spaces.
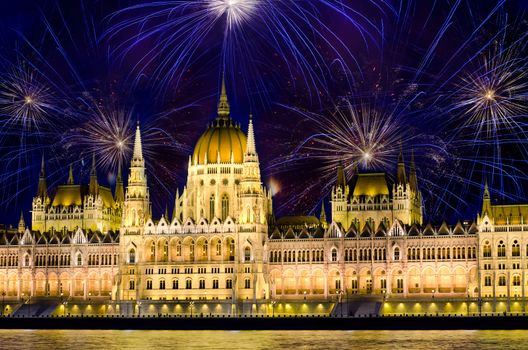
xmin=89 ymin=153 xmax=98 ymax=195
xmin=217 ymin=72 xmax=230 ymax=119
xmin=246 ymin=114 xmax=256 ymax=154
xmin=132 ymin=122 xmax=144 ymax=167
xmin=114 ymin=166 xmax=124 ymax=203
xmin=18 ymin=212 xmax=25 ymax=233
xmin=67 ymin=164 xmax=74 ymax=185
xmin=482 ymin=179 xmax=491 ymax=215
xmin=409 ymin=149 xmax=418 ymax=192
xmin=396 ymin=144 xmax=407 ymax=185
xmin=336 ymin=161 xmax=346 ymax=189
xmin=37 ymin=154 xmax=48 ymax=198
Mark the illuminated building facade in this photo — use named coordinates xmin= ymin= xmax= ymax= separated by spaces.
xmin=0 ymin=81 xmax=526 ymax=315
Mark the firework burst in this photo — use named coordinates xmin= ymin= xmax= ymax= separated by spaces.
xmin=0 ymin=64 xmax=63 ymax=132
xmin=104 ymin=0 xmax=392 ymax=102
xmin=453 ymin=31 xmax=528 ymax=138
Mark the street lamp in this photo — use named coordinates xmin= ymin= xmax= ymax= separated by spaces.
xmin=271 ymin=300 xmax=276 ymax=317
xmin=303 ymin=290 xmax=307 ymax=300
xmin=137 ymin=301 xmax=142 ymax=317
xmin=432 ymin=289 xmax=435 ymax=300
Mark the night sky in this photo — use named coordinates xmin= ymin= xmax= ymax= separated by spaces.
xmin=0 ymin=0 xmax=527 ymax=227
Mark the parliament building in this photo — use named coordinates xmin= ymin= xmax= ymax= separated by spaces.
xmin=0 ymin=79 xmax=527 ymax=315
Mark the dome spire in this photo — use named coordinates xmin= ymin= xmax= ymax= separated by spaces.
xmin=217 ymin=72 xmax=230 ymax=119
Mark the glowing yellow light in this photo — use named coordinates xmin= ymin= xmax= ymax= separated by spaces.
xmin=362 ymin=151 xmax=372 ymax=161
xmin=483 ymin=89 xmax=495 ymax=101
xmin=24 ymin=96 xmax=33 ymax=104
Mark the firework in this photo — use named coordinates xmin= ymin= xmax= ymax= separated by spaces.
xmin=451 ymin=29 xmax=528 ymax=138
xmin=0 ymin=64 xmax=63 ymax=132
xmin=104 ymin=0 xmax=392 ymax=101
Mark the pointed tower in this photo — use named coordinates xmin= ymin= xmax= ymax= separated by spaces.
xmin=114 ymin=166 xmax=125 ymax=204
xmin=67 ymin=164 xmax=74 ymax=184
xmin=331 ymin=162 xmax=350 ymax=228
xmin=319 ymin=203 xmax=328 ymax=229
xmin=407 ymin=149 xmax=423 ymax=224
xmin=33 ymin=155 xmax=48 ymax=232
xmin=482 ymin=180 xmax=491 ymax=216
xmin=89 ymin=153 xmax=99 ymax=196
xmin=122 ymin=122 xmax=151 ymax=230
xmin=18 ymin=212 xmax=25 ymax=233
xmin=396 ymin=145 xmax=407 ymax=185
xmin=37 ymin=155 xmax=48 ymax=199
xmin=409 ymin=149 xmax=418 ymax=193
xmin=240 ymin=114 xmax=269 ymax=224
xmin=217 ymin=73 xmax=230 ymax=119
xmin=336 ymin=161 xmax=346 ymax=190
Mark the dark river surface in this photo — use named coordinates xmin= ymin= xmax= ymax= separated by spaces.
xmin=0 ymin=329 xmax=526 ymax=349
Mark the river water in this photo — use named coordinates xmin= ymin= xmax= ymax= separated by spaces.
xmin=0 ymin=329 xmax=526 ymax=349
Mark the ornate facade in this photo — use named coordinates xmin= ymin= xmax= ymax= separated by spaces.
xmin=0 ymin=80 xmax=527 ymax=315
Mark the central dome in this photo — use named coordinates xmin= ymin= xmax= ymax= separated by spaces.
xmin=192 ymin=118 xmax=247 ymax=165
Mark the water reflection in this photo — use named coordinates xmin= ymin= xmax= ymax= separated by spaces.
xmin=0 ymin=330 xmax=527 ymax=350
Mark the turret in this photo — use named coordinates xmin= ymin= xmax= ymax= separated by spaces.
xmin=18 ymin=212 xmax=25 ymax=233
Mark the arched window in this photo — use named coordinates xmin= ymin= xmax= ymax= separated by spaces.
xmin=77 ymin=253 xmax=82 ymax=266
xmin=229 ymin=239 xmax=235 ymax=261
xmin=244 ymin=247 xmax=251 ymax=262
xmin=484 ymin=275 xmax=492 ymax=286
xmin=498 ymin=275 xmax=506 ymax=286
xmin=176 ymin=241 xmax=182 ymax=256
xmin=244 ymin=278 xmax=251 ymax=289
xmin=394 ymin=247 xmax=400 ymax=261
xmin=513 ymin=275 xmax=521 ymax=286
xmin=221 ymin=194 xmax=229 ymax=220
xmin=190 ymin=241 xmax=195 ymax=260
xmin=331 ymin=248 xmax=338 ymax=262
xmin=498 ymin=241 xmax=506 ymax=257
xmin=209 ymin=194 xmax=215 ymax=220
xmin=150 ymin=241 xmax=155 ymax=261
xmin=172 ymin=279 xmax=178 ymax=289
xmin=24 ymin=254 xmax=30 ymax=267
xmin=202 ymin=240 xmax=208 ymax=257
xmin=483 ymin=241 xmax=491 ymax=257
xmin=216 ymin=239 xmax=222 ymax=256
xmin=512 ymin=241 xmax=520 ymax=257
xmin=129 ymin=248 xmax=136 ymax=264
xmin=162 ymin=241 xmax=168 ymax=261
xmin=159 ymin=279 xmax=166 ymax=290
